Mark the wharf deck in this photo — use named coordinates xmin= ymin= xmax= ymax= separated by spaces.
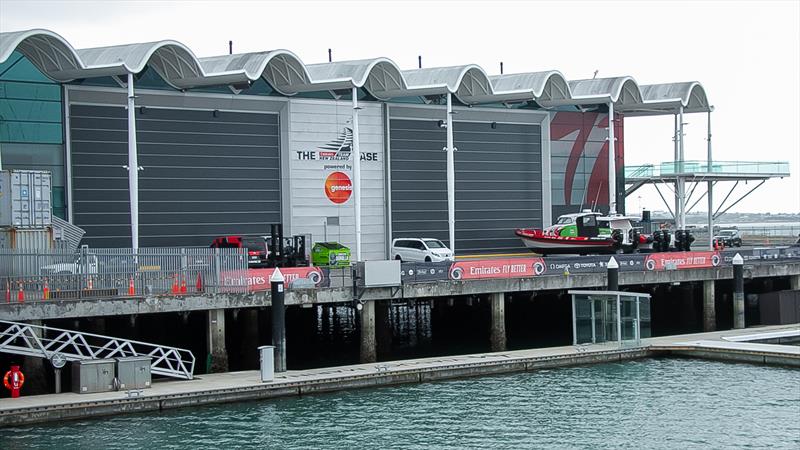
xmin=0 ymin=324 xmax=797 ymax=428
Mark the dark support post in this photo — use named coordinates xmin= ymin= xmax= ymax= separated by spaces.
xmin=360 ymin=300 xmax=376 ymax=363
xmin=607 ymin=257 xmax=619 ymax=291
xmin=703 ymin=279 xmax=716 ymax=332
xmin=271 ymin=268 xmax=286 ymax=372
xmin=790 ymin=274 xmax=800 ymax=291
xmin=732 ymin=253 xmax=745 ymax=329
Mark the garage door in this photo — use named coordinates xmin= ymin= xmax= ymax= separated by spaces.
xmin=70 ymin=104 xmax=281 ymax=247
xmin=390 ymin=116 xmax=542 ymax=254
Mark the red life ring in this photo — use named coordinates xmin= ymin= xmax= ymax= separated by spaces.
xmin=3 ymin=370 xmax=24 ymax=390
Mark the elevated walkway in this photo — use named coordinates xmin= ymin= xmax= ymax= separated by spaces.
xmin=0 ymin=320 xmax=195 ymax=380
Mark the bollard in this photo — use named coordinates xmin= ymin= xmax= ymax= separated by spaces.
xmin=196 ymin=272 xmax=204 ymax=293
xmin=733 ymin=253 xmax=745 ymax=329
xmin=271 ymin=268 xmax=286 ymax=373
xmin=607 ymin=256 xmax=619 ymax=291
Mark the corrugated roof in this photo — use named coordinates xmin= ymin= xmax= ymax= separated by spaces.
xmin=0 ymin=28 xmax=711 ymax=113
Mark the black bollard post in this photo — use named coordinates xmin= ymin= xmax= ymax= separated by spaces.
xmin=732 ymin=253 xmax=744 ymax=329
xmin=270 ymin=267 xmax=286 ymax=372
xmin=607 ymin=256 xmax=619 ymax=291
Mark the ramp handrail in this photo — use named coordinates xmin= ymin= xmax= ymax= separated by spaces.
xmin=0 ymin=320 xmax=195 ymax=380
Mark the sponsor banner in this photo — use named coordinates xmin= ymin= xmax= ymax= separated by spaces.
xmin=221 ymin=267 xmax=328 ymax=291
xmin=543 ymin=254 xmax=647 ymax=274
xmin=644 ymin=251 xmax=720 ymax=271
xmin=448 ymin=258 xmax=546 ymax=281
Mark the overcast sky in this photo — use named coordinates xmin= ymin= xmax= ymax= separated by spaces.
xmin=1 ymin=0 xmax=798 ymax=215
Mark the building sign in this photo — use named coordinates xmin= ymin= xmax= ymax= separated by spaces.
xmin=324 ymin=171 xmax=352 ymax=204
xmin=449 ymin=258 xmax=546 ymax=280
xmin=294 ymin=127 xmax=379 ymax=162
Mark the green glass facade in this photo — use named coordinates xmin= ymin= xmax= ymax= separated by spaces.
xmin=0 ymin=51 xmax=66 ymax=219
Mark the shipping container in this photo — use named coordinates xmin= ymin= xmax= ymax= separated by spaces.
xmin=0 ymin=227 xmax=54 ymax=250
xmin=0 ymin=169 xmax=53 ymax=228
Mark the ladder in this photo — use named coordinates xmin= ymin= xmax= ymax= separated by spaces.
xmin=0 ymin=320 xmax=195 ymax=380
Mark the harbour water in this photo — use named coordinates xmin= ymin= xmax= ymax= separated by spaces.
xmin=2 ymin=358 xmax=798 ymax=448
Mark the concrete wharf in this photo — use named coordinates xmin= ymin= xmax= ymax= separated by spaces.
xmin=1 ymin=324 xmax=796 ymax=428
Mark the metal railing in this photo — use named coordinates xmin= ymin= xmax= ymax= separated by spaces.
xmin=626 ymin=160 xmax=790 ymax=178
xmin=0 ymin=319 xmax=195 ymax=379
xmin=1 ymin=247 xmax=248 ymax=303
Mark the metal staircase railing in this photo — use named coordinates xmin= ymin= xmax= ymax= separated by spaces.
xmin=0 ymin=320 xmax=195 ymax=380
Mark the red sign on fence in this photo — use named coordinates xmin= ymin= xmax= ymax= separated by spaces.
xmin=644 ymin=251 xmax=721 ymax=271
xmin=448 ymin=258 xmax=546 ymax=280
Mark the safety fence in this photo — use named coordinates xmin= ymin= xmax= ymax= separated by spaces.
xmin=1 ymin=247 xmax=248 ymax=303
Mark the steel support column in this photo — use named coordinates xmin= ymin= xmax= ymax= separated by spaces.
xmin=676 ymin=106 xmax=686 ymax=230
xmin=352 ymin=87 xmax=362 ymax=261
xmin=446 ymin=92 xmax=456 ymax=253
xmin=707 ymin=108 xmax=714 ymax=249
xmin=126 ymin=73 xmax=140 ymax=250
xmin=608 ymin=102 xmax=617 ymax=215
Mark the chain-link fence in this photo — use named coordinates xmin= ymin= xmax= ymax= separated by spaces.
xmin=0 ymin=247 xmax=247 ymax=303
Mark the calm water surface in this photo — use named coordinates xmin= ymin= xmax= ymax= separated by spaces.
xmin=2 ymin=358 xmax=798 ymax=449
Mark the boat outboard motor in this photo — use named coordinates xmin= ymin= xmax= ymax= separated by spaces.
xmin=683 ymin=231 xmax=695 ymax=251
xmin=611 ymin=229 xmax=624 ymax=250
xmin=658 ymin=230 xmax=671 ymax=252
xmin=628 ymin=229 xmax=641 ymax=250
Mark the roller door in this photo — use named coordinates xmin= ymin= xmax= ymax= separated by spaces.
xmin=390 ymin=116 xmax=542 ymax=254
xmin=70 ymin=104 xmax=281 ymax=247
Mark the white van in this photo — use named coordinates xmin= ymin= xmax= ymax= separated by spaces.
xmin=391 ymin=238 xmax=454 ymax=262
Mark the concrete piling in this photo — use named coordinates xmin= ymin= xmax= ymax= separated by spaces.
xmin=271 ymin=268 xmax=287 ymax=372
xmin=733 ymin=254 xmax=745 ymax=329
xmin=790 ymin=274 xmax=800 ymax=291
xmin=207 ymin=309 xmax=228 ymax=373
xmin=360 ymin=300 xmax=377 ymax=363
xmin=490 ymin=292 xmax=506 ymax=352
xmin=703 ymin=280 xmax=716 ymax=332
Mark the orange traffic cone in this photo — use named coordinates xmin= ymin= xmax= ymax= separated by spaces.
xmin=128 ymin=276 xmax=136 ymax=296
xmin=180 ymin=277 xmax=187 ymax=294
xmin=195 ymin=272 xmax=204 ymax=293
xmin=17 ymin=281 xmax=24 ymax=303
xmin=5 ymin=281 xmax=10 ymax=303
xmin=86 ymin=276 xmax=94 ymax=290
xmin=43 ymin=278 xmax=50 ymax=300
xmin=171 ymin=274 xmax=179 ymax=294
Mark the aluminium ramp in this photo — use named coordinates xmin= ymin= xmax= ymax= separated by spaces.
xmin=0 ymin=320 xmax=195 ymax=380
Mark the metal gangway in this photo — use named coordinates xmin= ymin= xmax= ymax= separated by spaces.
xmin=0 ymin=320 xmax=195 ymax=380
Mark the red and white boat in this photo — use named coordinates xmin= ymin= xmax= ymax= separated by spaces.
xmin=515 ymin=211 xmax=649 ymax=255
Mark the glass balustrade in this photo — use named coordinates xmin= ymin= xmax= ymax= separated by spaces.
xmin=625 ymin=161 xmax=790 ymax=178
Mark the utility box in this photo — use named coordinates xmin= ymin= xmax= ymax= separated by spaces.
xmin=72 ymin=359 xmax=116 ymax=394
xmin=0 ymin=170 xmax=52 ymax=228
xmin=116 ymin=356 xmax=152 ymax=390
xmin=311 ymin=242 xmax=351 ymax=267
xmin=258 ymin=345 xmax=274 ymax=382
xmin=359 ymin=260 xmax=401 ymax=287
xmin=759 ymin=290 xmax=800 ymax=325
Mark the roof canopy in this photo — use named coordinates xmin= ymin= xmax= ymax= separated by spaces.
xmin=0 ymin=28 xmax=711 ymax=113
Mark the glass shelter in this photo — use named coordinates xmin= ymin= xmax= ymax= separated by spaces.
xmin=569 ymin=290 xmax=651 ymax=347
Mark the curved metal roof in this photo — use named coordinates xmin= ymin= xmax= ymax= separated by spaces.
xmin=489 ymin=71 xmax=572 ymax=103
xmin=303 ymin=58 xmax=406 ymax=100
xmin=620 ymin=82 xmax=711 ymax=116
xmin=197 ymin=51 xmax=310 ymax=94
xmin=0 ymin=28 xmax=711 ymax=114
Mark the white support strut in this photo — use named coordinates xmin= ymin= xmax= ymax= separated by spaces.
xmin=446 ymin=92 xmax=456 ymax=253
xmin=608 ymin=102 xmax=617 ymax=215
xmin=352 ymin=87 xmax=362 ymax=261
xmin=127 ymin=73 xmax=140 ymax=250
xmin=707 ymin=108 xmax=714 ymax=249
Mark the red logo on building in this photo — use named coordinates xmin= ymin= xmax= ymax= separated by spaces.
xmin=325 ymin=171 xmax=352 ymax=204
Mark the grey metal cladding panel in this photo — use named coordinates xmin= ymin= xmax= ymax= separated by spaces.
xmin=70 ymin=103 xmax=281 ymax=247
xmin=390 ymin=118 xmax=448 ymax=245
xmin=453 ymin=122 xmax=542 ymax=254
